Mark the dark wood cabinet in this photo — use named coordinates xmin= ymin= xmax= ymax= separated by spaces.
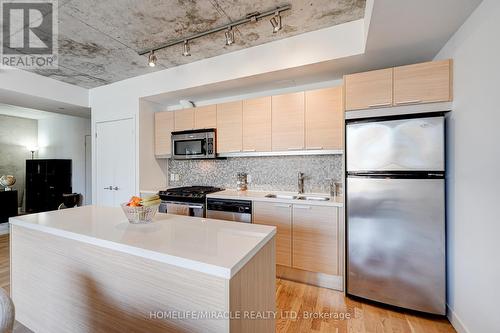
xmin=0 ymin=190 xmax=18 ymax=223
xmin=25 ymin=159 xmax=72 ymax=213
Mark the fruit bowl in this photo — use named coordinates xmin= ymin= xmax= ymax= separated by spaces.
xmin=121 ymin=203 xmax=159 ymax=224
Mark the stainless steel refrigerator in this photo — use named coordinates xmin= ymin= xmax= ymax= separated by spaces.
xmin=346 ymin=114 xmax=446 ymax=315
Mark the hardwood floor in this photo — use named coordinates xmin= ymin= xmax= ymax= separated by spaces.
xmin=0 ymin=234 xmax=9 ymax=294
xmin=275 ymin=278 xmax=455 ymax=333
xmin=0 ymin=234 xmax=455 ymax=333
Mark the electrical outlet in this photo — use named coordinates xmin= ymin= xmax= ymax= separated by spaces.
xmin=170 ymin=174 xmax=175 ymax=181
xmin=174 ymin=174 xmax=180 ymax=181
xmin=247 ymin=175 xmax=252 ymax=183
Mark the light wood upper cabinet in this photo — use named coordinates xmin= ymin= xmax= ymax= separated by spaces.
xmin=174 ymin=108 xmax=194 ymax=131
xmin=272 ymin=92 xmax=305 ymax=151
xmin=194 ymin=105 xmax=217 ymax=129
xmin=394 ymin=59 xmax=452 ymax=105
xmin=154 ymin=111 xmax=174 ymax=156
xmin=216 ymin=101 xmax=243 ymax=153
xmin=305 ymin=87 xmax=343 ymax=150
xmin=253 ymin=201 xmax=292 ymax=267
xmin=292 ymin=205 xmax=339 ymax=276
xmin=344 ymin=68 xmax=393 ymax=111
xmin=242 ymin=96 xmax=272 ymax=152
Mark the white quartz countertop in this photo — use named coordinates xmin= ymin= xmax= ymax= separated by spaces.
xmin=9 ymin=206 xmax=276 ymax=279
xmin=207 ymin=189 xmax=344 ymax=207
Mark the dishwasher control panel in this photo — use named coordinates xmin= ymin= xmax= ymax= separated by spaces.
xmin=207 ymin=198 xmax=252 ymax=213
xmin=206 ymin=198 xmax=252 ymax=223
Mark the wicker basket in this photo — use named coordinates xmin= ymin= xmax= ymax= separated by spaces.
xmin=121 ymin=203 xmax=159 ymax=224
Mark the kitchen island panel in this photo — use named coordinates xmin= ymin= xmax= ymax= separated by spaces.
xmin=12 ymin=225 xmax=275 ymax=333
xmin=230 ymin=238 xmax=276 ymax=332
xmin=11 ymin=224 xmax=229 ymax=332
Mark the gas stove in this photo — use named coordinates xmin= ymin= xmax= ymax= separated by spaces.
xmin=159 ymin=186 xmax=224 ymax=204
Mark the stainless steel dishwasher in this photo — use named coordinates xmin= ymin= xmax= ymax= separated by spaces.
xmin=206 ymin=198 xmax=252 ymax=223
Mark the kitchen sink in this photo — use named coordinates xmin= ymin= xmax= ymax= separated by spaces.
xmin=265 ymin=194 xmax=330 ymax=201
xmin=297 ymin=196 xmax=330 ymax=201
xmin=265 ymin=194 xmax=297 ymax=200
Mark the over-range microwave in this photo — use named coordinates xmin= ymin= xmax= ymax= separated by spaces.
xmin=171 ymin=128 xmax=216 ymax=159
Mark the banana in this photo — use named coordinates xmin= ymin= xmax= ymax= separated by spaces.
xmin=141 ymin=199 xmax=161 ymax=207
xmin=141 ymin=194 xmax=160 ymax=203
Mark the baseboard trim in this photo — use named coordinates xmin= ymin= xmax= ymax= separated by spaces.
xmin=447 ymin=305 xmax=470 ymax=333
xmin=0 ymin=223 xmax=9 ymax=235
xmin=276 ymin=265 xmax=343 ymax=291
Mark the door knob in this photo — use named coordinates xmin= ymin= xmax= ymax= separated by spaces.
xmin=113 ymin=186 xmax=119 ymax=191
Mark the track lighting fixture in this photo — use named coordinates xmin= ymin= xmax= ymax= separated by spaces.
xmin=148 ymin=51 xmax=157 ymax=67
xmin=139 ymin=4 xmax=291 ymax=65
xmin=182 ymin=40 xmax=191 ymax=57
xmin=270 ymin=11 xmax=282 ymax=33
xmin=225 ymin=26 xmax=235 ymax=46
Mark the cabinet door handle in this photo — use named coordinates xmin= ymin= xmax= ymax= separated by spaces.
xmin=242 ymin=149 xmax=256 ymax=152
xmin=294 ymin=205 xmax=311 ymax=210
xmin=306 ymin=147 xmax=323 ymax=150
xmin=103 ymin=186 xmax=112 ymax=190
xmin=274 ymin=204 xmax=291 ymax=208
xmin=395 ymin=100 xmax=422 ymax=105
xmin=287 ymin=147 xmax=304 ymax=151
xmin=368 ymin=102 xmax=391 ymax=108
xmin=113 ymin=186 xmax=119 ymax=191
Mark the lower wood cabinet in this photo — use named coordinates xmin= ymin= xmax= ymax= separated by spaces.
xmin=253 ymin=201 xmax=292 ymax=266
xmin=292 ymin=205 xmax=339 ymax=276
xmin=253 ymin=201 xmax=340 ymax=276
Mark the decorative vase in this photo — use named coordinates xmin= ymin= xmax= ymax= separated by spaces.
xmin=0 ymin=175 xmax=16 ymax=191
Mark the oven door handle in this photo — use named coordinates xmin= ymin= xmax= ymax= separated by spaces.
xmin=164 ymin=201 xmax=204 ymax=210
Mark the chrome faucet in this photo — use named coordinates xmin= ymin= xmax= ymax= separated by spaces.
xmin=298 ymin=172 xmax=305 ymax=194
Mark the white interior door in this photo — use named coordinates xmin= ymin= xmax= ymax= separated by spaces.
xmin=112 ymin=119 xmax=135 ymax=206
xmin=96 ymin=119 xmax=135 ymax=206
xmin=84 ymin=135 xmax=92 ymax=205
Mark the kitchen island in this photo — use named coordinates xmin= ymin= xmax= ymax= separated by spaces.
xmin=9 ymin=206 xmax=276 ymax=333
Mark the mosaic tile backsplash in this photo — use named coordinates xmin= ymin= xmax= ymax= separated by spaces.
xmin=167 ymin=155 xmax=343 ymax=194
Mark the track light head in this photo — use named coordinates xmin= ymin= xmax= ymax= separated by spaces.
xmin=148 ymin=50 xmax=157 ymax=67
xmin=225 ymin=27 xmax=235 ymax=46
xmin=270 ymin=11 xmax=282 ymax=33
xmin=182 ymin=40 xmax=191 ymax=57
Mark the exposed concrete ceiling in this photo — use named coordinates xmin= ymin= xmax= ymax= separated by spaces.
xmin=146 ymin=0 xmax=483 ymax=107
xmin=17 ymin=0 xmax=366 ymax=88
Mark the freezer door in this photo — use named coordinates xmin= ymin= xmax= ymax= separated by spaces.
xmin=346 ymin=176 xmax=445 ymax=314
xmin=346 ymin=116 xmax=444 ymax=172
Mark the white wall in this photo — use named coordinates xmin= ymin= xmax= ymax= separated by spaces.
xmin=0 ymin=67 xmax=89 ymax=108
xmin=434 ymin=1 xmax=500 ymax=332
xmin=38 ymin=114 xmax=91 ymax=204
xmin=164 ymin=78 xmax=343 ymax=111
xmin=0 ymin=115 xmax=38 ymax=207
